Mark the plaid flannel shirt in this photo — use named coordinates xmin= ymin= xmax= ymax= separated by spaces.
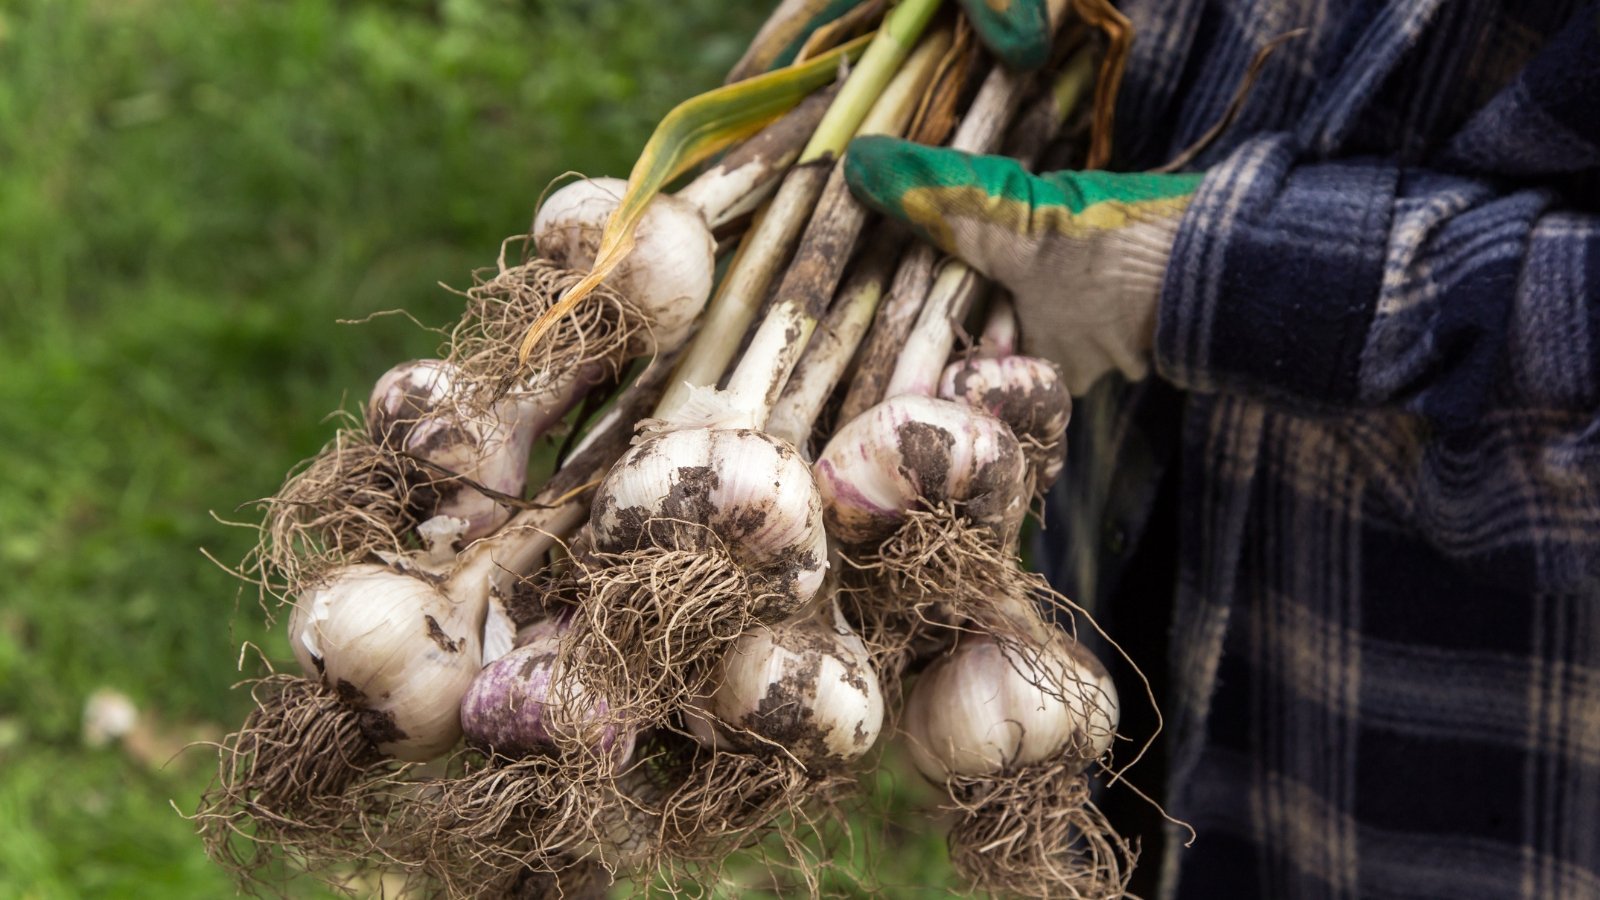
xmin=1034 ymin=2 xmax=1600 ymax=897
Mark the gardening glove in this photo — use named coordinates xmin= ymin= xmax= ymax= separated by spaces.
xmin=957 ymin=0 xmax=1052 ymax=70
xmin=739 ymin=0 xmax=1051 ymax=78
xmin=844 ymin=135 xmax=1203 ymax=395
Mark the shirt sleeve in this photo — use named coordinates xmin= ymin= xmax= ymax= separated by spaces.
xmin=1153 ymin=134 xmax=1600 ymax=427
xmin=1155 ymin=3 xmax=1600 ymax=427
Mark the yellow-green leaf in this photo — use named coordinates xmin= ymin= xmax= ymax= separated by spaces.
xmin=517 ymin=33 xmax=872 ymax=364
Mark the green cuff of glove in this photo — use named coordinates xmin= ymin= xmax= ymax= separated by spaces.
xmin=957 ymin=0 xmax=1052 ymax=70
xmin=843 ymin=135 xmax=1204 ymax=251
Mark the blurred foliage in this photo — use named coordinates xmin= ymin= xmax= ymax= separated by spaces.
xmin=0 ymin=0 xmax=954 ymax=895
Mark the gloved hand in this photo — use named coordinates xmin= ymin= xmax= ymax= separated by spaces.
xmin=844 ymin=135 xmax=1203 ymax=395
xmin=955 ymin=0 xmax=1052 ymax=70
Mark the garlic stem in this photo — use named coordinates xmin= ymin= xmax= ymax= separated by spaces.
xmin=883 ymin=41 xmax=1095 ymax=400
xmin=833 ymin=64 xmax=1030 ymax=413
xmin=655 ymin=163 xmax=826 ymax=419
xmin=715 ymin=163 xmax=868 ymax=420
xmin=836 ymin=242 xmax=939 ymax=421
xmin=655 ymin=0 xmax=944 ymax=421
xmin=444 ymin=497 xmax=589 ymax=605
xmin=1003 ymin=46 xmax=1096 ymax=165
xmin=978 ymin=294 xmax=1017 ymax=358
xmin=368 ymin=359 xmax=598 ymax=542
xmin=725 ymin=0 xmax=859 ymax=85
xmin=720 ymin=25 xmax=948 ymax=423
xmin=765 ymin=234 xmax=901 ymax=447
xmin=447 ymin=363 xmax=671 ymax=602
xmin=883 ymin=262 xmax=985 ymax=399
xmin=797 ymin=0 xmax=941 ymax=165
xmin=510 ymin=362 xmax=604 ymax=440
xmin=1050 ymin=40 xmax=1098 ymax=121
xmin=838 ymin=16 xmax=1086 ymax=419
xmin=676 ymin=85 xmax=837 ymax=230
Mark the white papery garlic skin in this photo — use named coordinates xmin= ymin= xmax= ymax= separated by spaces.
xmin=288 ymin=563 xmax=484 ymax=761
xmin=688 ymin=599 xmax=884 ymax=767
xmin=813 ymin=394 xmax=1028 ymax=546
xmin=590 ymin=427 xmax=829 ymax=621
xmin=901 ymin=635 xmax=1118 ymax=782
xmin=533 ymin=177 xmax=715 ymax=353
xmin=369 ymin=359 xmax=540 ymax=541
xmin=938 ymin=356 xmax=1070 ymax=491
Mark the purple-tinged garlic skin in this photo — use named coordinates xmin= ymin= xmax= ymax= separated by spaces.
xmin=901 ymin=634 xmax=1119 ymax=782
xmin=288 ymin=563 xmax=483 ymax=761
xmin=813 ymin=395 xmax=1028 ymax=547
xmin=459 ymin=624 xmax=634 ymax=761
xmin=369 ymin=359 xmax=539 ymax=540
xmin=534 ymin=177 xmax=715 ymax=354
xmin=590 ymin=427 xmax=829 ymax=622
xmin=939 ymin=356 xmax=1070 ymax=491
xmin=688 ymin=600 xmax=883 ymax=768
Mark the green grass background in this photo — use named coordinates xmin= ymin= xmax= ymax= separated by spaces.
xmin=0 ymin=0 xmax=952 ymax=895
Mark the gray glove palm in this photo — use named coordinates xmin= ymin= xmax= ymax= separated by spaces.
xmin=844 ymin=135 xmax=1203 ymax=395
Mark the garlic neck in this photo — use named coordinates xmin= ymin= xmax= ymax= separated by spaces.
xmin=446 ymin=498 xmax=588 ymax=608
xmin=978 ymin=295 xmax=1017 ymax=359
xmin=509 ymin=361 xmax=604 ymax=439
xmin=883 ymin=262 xmax=981 ymax=400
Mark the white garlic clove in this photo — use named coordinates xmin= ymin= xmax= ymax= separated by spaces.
xmin=480 ymin=594 xmax=517 ymax=666
xmin=288 ymin=563 xmax=484 ymax=761
xmin=901 ymin=634 xmax=1118 ymax=782
xmin=534 ymin=177 xmax=715 ymax=353
xmin=700 ymin=599 xmax=884 ymax=767
xmin=368 ymin=359 xmax=538 ymax=541
xmin=938 ymin=356 xmax=1070 ymax=491
xmin=590 ymin=427 xmax=829 ymax=621
xmin=813 ymin=395 xmax=1028 ymax=546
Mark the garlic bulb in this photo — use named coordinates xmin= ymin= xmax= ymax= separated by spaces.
xmin=813 ymin=394 xmax=1028 ymax=546
xmin=368 ymin=359 xmax=543 ymax=541
xmin=287 ymin=563 xmax=485 ymax=761
xmin=459 ymin=618 xmax=634 ymax=760
xmin=901 ymin=635 xmax=1118 ymax=782
xmin=688 ymin=598 xmax=884 ymax=768
xmin=590 ymin=427 xmax=828 ymax=621
xmin=938 ymin=356 xmax=1070 ymax=491
xmin=574 ymin=771 xmax=662 ymax=873
xmin=534 ymin=177 xmax=715 ymax=353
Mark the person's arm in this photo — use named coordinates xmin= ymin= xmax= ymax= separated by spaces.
xmin=1162 ymin=2 xmax=1600 ymax=425
xmin=849 ymin=132 xmax=1599 ymax=425
xmin=1158 ymin=135 xmax=1600 ymax=427
xmin=842 ymin=3 xmax=1600 ymax=426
